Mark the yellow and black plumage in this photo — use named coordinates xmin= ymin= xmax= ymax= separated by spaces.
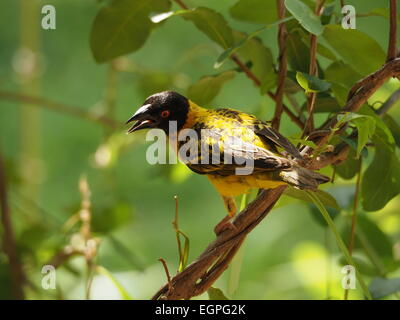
xmin=126 ymin=91 xmax=329 ymax=227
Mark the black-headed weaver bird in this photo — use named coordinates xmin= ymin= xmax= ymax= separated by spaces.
xmin=126 ymin=91 xmax=329 ymax=232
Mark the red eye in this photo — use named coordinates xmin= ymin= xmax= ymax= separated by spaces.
xmin=161 ymin=110 xmax=170 ymax=118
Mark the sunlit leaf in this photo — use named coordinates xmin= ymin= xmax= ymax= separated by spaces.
xmin=296 ymin=72 xmax=331 ymax=93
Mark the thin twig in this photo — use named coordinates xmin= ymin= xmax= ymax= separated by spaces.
xmin=158 ymin=258 xmax=173 ymax=293
xmin=303 ymin=58 xmax=400 ymax=156
xmin=231 ymin=54 xmax=261 ymax=87
xmin=174 ymin=0 xmax=188 ymax=10
xmin=272 ymin=0 xmax=288 ymax=130
xmin=387 ymin=0 xmax=398 ymax=61
xmin=268 ymin=92 xmax=305 ymax=128
xmin=302 ymin=0 xmax=323 ymax=136
xmin=0 ymin=90 xmax=120 ymax=129
xmin=376 ymin=89 xmax=400 ymax=116
xmin=0 ymin=150 xmax=26 ymax=299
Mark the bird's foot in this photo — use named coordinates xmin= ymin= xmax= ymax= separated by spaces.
xmin=214 ymin=215 xmax=237 ymax=236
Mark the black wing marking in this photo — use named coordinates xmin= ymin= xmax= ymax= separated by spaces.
xmin=179 ymin=128 xmax=291 ymax=176
xmin=255 ymin=124 xmax=302 ymax=159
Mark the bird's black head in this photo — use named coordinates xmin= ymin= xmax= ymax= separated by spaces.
xmin=126 ymin=91 xmax=189 ymax=134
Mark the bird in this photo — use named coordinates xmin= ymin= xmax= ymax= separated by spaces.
xmin=126 ymin=91 xmax=329 ymax=233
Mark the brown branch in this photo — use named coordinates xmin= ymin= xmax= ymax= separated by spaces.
xmin=174 ymin=0 xmax=188 ymax=10
xmin=0 ymin=151 xmax=26 ymax=299
xmin=302 ymin=0 xmax=324 ymax=136
xmin=272 ymin=0 xmax=288 ymax=130
xmin=387 ymin=0 xmax=398 ymax=61
xmin=0 ymin=90 xmax=120 ymax=129
xmin=303 ymin=58 xmax=400 ymax=155
xmin=230 ymin=54 xmax=261 ymax=87
xmin=158 ymin=258 xmax=173 ymax=293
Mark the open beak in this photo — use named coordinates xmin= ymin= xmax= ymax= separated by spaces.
xmin=125 ymin=104 xmax=158 ymax=133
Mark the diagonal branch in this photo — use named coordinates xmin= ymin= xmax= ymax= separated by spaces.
xmin=0 ymin=90 xmax=120 ymax=129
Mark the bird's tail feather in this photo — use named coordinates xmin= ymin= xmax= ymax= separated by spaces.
xmin=279 ymin=166 xmax=330 ymax=190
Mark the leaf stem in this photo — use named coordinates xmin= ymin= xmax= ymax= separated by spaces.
xmin=306 ymin=191 xmax=372 ymax=300
xmin=344 ymin=157 xmax=362 ymax=300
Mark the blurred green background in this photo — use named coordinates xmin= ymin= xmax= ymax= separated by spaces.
xmin=0 ymin=0 xmax=399 ymax=300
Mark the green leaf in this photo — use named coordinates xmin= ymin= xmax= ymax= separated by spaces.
xmin=305 ymin=191 xmax=372 ymax=299
xmin=314 ymin=95 xmax=341 ymax=113
xmin=325 ymin=61 xmax=362 ymax=105
xmin=383 ymin=114 xmax=400 ymax=148
xmin=233 ymin=31 xmax=276 ymax=92
xmin=296 ymin=72 xmax=331 ymax=93
xmin=352 ymin=117 xmax=376 ymax=157
xmin=284 ymin=187 xmax=339 ymax=209
xmin=230 ymin=0 xmax=277 ymax=24
xmin=96 ymin=265 xmax=133 ymax=300
xmin=215 ymin=17 xmax=293 ymax=69
xmin=177 ymin=7 xmax=233 ymax=49
xmin=357 ymin=215 xmax=394 ymax=267
xmin=286 ymin=24 xmax=310 ymax=72
xmin=337 ymin=113 xmax=376 ymax=157
xmin=323 ymin=25 xmax=386 ymax=76
xmin=358 ymin=105 xmax=395 ymax=150
xmin=284 ymin=0 xmax=324 ymax=35
xmin=362 ymin=146 xmax=400 ymax=211
xmin=187 ymin=71 xmax=236 ymax=105
xmin=335 ymin=148 xmax=358 ymax=180
xmin=370 ymin=277 xmax=400 ymax=299
xmin=92 ymin=203 xmax=133 ymax=234
xmin=90 ymin=0 xmax=171 ymax=63
xmin=208 ymin=287 xmax=229 ymax=300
